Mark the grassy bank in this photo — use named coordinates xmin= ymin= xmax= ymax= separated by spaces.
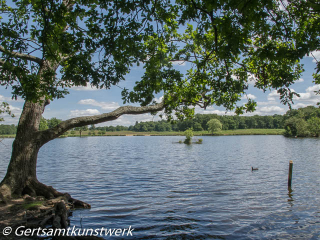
xmin=1 ymin=129 xmax=285 ymax=138
xmin=202 ymin=129 xmax=285 ymax=136
xmin=0 ymin=134 xmax=15 ymax=138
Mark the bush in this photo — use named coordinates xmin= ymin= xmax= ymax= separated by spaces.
xmin=184 ymin=128 xmax=193 ymax=144
xmin=284 ymin=117 xmax=309 ymax=137
xmin=207 ymin=119 xmax=222 ymax=133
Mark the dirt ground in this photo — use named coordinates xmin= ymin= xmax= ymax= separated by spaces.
xmin=0 ymin=196 xmax=68 ymax=239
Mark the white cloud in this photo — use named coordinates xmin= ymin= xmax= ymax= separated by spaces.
xmin=0 ymin=95 xmax=12 ymax=102
xmin=196 ymin=106 xmax=235 ymax=116
xmin=247 ymin=74 xmax=257 ymax=85
xmin=306 ymin=84 xmax=320 ymax=92
xmin=267 ymin=90 xmax=280 ymax=101
xmin=292 ymin=103 xmax=308 ymax=109
xmin=69 ymin=109 xmax=100 ymax=117
xmin=259 ymin=106 xmax=286 ymax=114
xmin=243 ymin=105 xmax=288 ymax=116
xmin=8 ymin=105 xmax=22 ymax=113
xmin=230 ymin=73 xmax=256 ymax=85
xmin=172 ymin=61 xmax=186 ymax=66
xmin=309 ymin=50 xmax=320 ymax=63
xmin=241 ymin=94 xmax=256 ymax=100
xmin=0 ymin=105 xmax=22 ymax=124
xmin=0 ymin=95 xmax=24 ymax=102
xmin=154 ymin=96 xmax=164 ymax=103
xmin=78 ymin=99 xmax=120 ymax=110
xmin=72 ymin=85 xmax=100 ymax=91
xmin=257 ymin=101 xmax=278 ymax=106
xmin=97 ymin=113 xmax=161 ymax=127
xmin=198 ymin=104 xmax=286 ymax=116
xmin=296 ymin=78 xmax=304 ymax=83
xmin=293 ymin=84 xmax=320 ymax=104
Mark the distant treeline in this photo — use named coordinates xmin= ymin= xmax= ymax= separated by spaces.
xmin=129 ymin=106 xmax=320 ymax=133
xmin=0 ymin=124 xmax=17 ymax=135
xmin=127 ymin=114 xmax=285 ymax=132
xmin=1 ymin=106 xmax=319 ymax=135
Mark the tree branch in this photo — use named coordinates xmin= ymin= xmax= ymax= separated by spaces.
xmin=39 ymin=102 xmax=165 ymax=144
xmin=0 ymin=46 xmax=43 ymax=65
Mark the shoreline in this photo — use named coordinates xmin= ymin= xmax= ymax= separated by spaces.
xmin=0 ymin=129 xmax=285 ymax=138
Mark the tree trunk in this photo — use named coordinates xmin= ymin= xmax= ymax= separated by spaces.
xmin=0 ymin=100 xmax=49 ymax=198
xmin=0 ymin=99 xmax=90 ymax=208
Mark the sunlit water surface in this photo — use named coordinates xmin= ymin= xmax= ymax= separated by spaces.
xmin=1 ymin=135 xmax=320 ymax=239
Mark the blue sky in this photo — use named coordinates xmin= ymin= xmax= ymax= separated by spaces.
xmin=1 ymin=52 xmax=320 ymax=127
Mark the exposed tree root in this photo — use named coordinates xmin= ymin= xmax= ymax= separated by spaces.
xmin=0 ymin=180 xmax=92 ymax=239
xmin=0 ymin=178 xmax=91 ymax=209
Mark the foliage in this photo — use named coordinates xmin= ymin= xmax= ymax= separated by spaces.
xmin=307 ymin=117 xmax=320 ymax=137
xmin=0 ymin=124 xmax=17 ymax=135
xmin=47 ymin=118 xmax=62 ymax=129
xmin=184 ymin=128 xmax=193 ymax=144
xmin=193 ymin=122 xmax=203 ymax=131
xmin=284 ymin=106 xmax=320 ymax=137
xmin=39 ymin=117 xmax=48 ymax=131
xmin=98 ymin=130 xmax=106 ymax=136
xmin=284 ymin=117 xmax=309 ymax=137
xmin=207 ymin=119 xmax=223 ymax=134
xmin=1 ymin=0 xmax=319 ymax=120
xmin=130 ymin=114 xmax=284 ymax=132
xmin=0 ymin=102 xmax=14 ymax=121
xmin=74 ymin=126 xmax=88 ymax=132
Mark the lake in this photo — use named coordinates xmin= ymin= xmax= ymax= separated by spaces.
xmin=0 ymin=135 xmax=320 ymax=239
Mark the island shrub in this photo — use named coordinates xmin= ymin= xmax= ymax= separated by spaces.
xmin=184 ymin=128 xmax=193 ymax=144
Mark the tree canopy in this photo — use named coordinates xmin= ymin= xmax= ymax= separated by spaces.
xmin=1 ymin=0 xmax=319 ymax=119
xmin=284 ymin=105 xmax=320 ymax=137
xmin=207 ymin=118 xmax=223 ymax=133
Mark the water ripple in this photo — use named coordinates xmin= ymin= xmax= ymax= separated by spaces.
xmin=0 ymin=135 xmax=320 ymax=239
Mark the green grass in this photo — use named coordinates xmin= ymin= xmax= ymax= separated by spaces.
xmin=22 ymin=201 xmax=44 ymax=210
xmin=0 ymin=134 xmax=16 ymax=138
xmin=66 ymin=129 xmax=285 ymax=136
xmin=202 ymin=129 xmax=285 ymax=136
xmin=1 ymin=129 xmax=285 ymax=138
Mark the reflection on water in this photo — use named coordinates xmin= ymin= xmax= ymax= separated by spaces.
xmin=287 ymin=188 xmax=294 ymax=207
xmin=0 ymin=135 xmax=320 ymax=239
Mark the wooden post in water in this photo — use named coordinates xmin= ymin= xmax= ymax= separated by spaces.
xmin=288 ymin=160 xmax=293 ymax=189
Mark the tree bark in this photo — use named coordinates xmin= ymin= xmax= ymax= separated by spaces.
xmin=0 ymin=100 xmax=50 ymax=199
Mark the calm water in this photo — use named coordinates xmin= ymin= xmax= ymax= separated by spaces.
xmin=1 ymin=135 xmax=320 ymax=239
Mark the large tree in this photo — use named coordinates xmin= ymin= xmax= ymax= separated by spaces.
xmin=0 ymin=0 xmax=319 ymax=203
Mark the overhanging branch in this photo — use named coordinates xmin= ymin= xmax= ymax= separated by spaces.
xmin=0 ymin=46 xmax=43 ymax=65
xmin=39 ymin=102 xmax=165 ymax=144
